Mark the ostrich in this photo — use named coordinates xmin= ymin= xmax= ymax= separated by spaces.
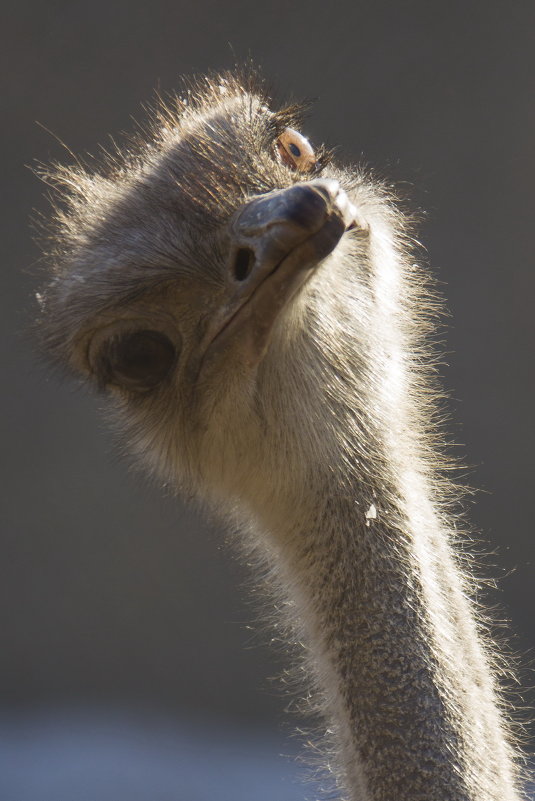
xmin=37 ymin=72 xmax=525 ymax=800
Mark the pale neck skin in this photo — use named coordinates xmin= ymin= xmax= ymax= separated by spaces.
xmin=247 ymin=461 xmax=523 ymax=801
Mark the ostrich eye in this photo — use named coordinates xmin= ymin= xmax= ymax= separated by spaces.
xmin=276 ymin=128 xmax=316 ymax=172
xmin=98 ymin=329 xmax=177 ymax=392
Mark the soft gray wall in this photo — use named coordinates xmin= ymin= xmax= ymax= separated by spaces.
xmin=4 ymin=0 xmax=534 ymax=738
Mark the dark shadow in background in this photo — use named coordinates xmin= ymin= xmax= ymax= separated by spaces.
xmin=2 ymin=0 xmax=534 ymax=794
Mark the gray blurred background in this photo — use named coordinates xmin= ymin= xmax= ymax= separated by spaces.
xmin=3 ymin=1 xmax=535 ymax=798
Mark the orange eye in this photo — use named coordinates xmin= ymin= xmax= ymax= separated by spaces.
xmin=276 ymin=128 xmax=316 ymax=172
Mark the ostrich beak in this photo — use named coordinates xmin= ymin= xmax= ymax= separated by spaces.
xmin=200 ymin=179 xmax=360 ymax=374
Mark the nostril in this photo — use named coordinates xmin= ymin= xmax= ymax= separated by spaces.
xmin=233 ymin=247 xmax=255 ymax=281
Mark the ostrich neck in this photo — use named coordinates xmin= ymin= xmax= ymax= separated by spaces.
xmin=254 ymin=453 xmax=522 ymax=800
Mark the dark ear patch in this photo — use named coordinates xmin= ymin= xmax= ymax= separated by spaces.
xmin=98 ymin=330 xmax=177 ymax=392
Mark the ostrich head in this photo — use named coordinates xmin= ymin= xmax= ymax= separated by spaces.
xmin=37 ymin=73 xmax=525 ymax=801
xmin=40 ymin=73 xmax=396 ymax=527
